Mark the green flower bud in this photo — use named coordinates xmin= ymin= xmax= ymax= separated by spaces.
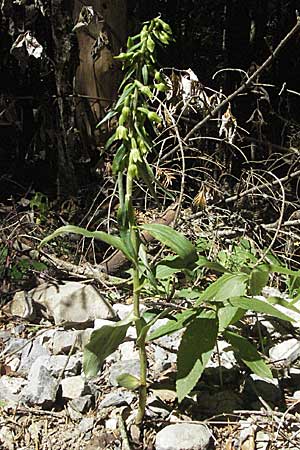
xmin=128 ymin=162 xmax=138 ymax=178
xmin=147 ymin=111 xmax=162 ymax=123
xmin=121 ymin=106 xmax=131 ymax=121
xmin=154 ymin=70 xmax=162 ymax=82
xmin=131 ymin=147 xmax=142 ymax=163
xmin=115 ymin=125 xmax=129 ymax=141
xmin=154 ymin=82 xmax=169 ymax=92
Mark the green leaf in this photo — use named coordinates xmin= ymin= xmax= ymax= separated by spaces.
xmin=140 ymin=223 xmax=198 ymax=265
xmin=83 ymin=314 xmax=134 ymax=377
xmin=268 ymin=296 xmax=300 ymax=314
xmin=224 ymin=331 xmax=273 ymax=379
xmin=137 ymin=307 xmax=173 ymax=345
xmin=218 ymin=306 xmax=245 ymax=332
xmin=115 ymin=82 xmax=135 ymax=110
xmin=155 ymin=255 xmax=187 ymax=279
xmin=147 ymin=309 xmax=196 ymax=342
xmin=196 ymin=256 xmax=228 ymax=273
xmin=96 ymin=110 xmax=118 ymax=128
xmin=249 ymin=266 xmax=270 ymax=296
xmin=196 ymin=273 xmax=248 ymax=306
xmin=116 ymin=373 xmax=141 ymax=390
xmin=138 ymin=243 xmax=158 ymax=288
xmin=112 ymin=144 xmax=128 ymax=174
xmin=268 ymin=264 xmax=300 ymax=278
xmin=176 ymin=318 xmax=218 ymax=402
xmin=136 ymin=159 xmax=160 ymax=202
xmin=228 ymin=296 xmax=294 ymax=322
xmin=31 ymin=260 xmax=48 ymax=271
xmin=39 ymin=225 xmax=134 ymax=262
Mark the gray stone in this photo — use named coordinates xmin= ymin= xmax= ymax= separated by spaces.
xmin=13 ymin=324 xmax=26 ymax=335
xmin=153 ymin=345 xmax=176 ymax=374
xmin=79 ymin=418 xmax=94 ymax=434
xmin=69 ymin=395 xmax=93 ymax=413
xmin=22 ymin=365 xmax=58 ymax=407
xmin=155 ymin=424 xmax=211 ymax=450
xmin=0 ymin=330 xmax=11 ymax=343
xmin=209 ymin=340 xmax=237 ymax=370
xmin=61 ymin=376 xmax=90 ymax=399
xmin=151 ymin=319 xmax=183 ymax=351
xmin=34 ymin=329 xmax=56 ymax=347
xmin=119 ymin=341 xmax=139 ymax=361
xmin=109 ymin=359 xmax=140 ymax=386
xmin=269 ymin=338 xmax=300 ymax=366
xmin=261 ymin=289 xmax=300 ymax=326
xmin=17 ymin=339 xmax=50 ymax=376
xmin=1 ymin=375 xmax=26 ymax=394
xmin=1 ymin=338 xmax=28 ymax=357
xmin=15 ymin=282 xmax=116 ymax=327
xmin=3 ymin=290 xmax=36 ymax=320
xmin=94 ymin=318 xmax=116 ymax=329
xmin=0 ymin=378 xmax=23 ymax=405
xmin=99 ymin=389 xmax=135 ymax=408
xmin=68 ymin=404 xmax=83 ymax=421
xmin=5 ymin=356 xmax=20 ymax=372
xmin=113 ymin=303 xmax=146 ymax=321
xmin=28 ymin=354 xmax=81 ymax=378
xmin=77 ymin=328 xmax=93 ymax=349
xmin=52 ymin=330 xmax=80 ymax=354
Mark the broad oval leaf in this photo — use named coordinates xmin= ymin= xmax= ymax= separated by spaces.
xmin=140 ymin=223 xmax=197 ymax=265
xmin=224 ymin=330 xmax=273 ymax=379
xmin=39 ymin=225 xmax=134 ymax=262
xmin=228 ymin=296 xmax=294 ymax=322
xmin=218 ymin=306 xmax=245 ymax=332
xmin=83 ymin=314 xmax=134 ymax=377
xmin=176 ymin=317 xmax=218 ymax=402
xmin=249 ymin=266 xmax=270 ymax=296
xmin=196 ymin=273 xmax=248 ymax=306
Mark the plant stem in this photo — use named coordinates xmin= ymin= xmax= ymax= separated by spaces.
xmin=127 ymin=166 xmax=147 ymax=425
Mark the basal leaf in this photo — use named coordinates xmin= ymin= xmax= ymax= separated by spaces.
xmin=83 ymin=314 xmax=134 ymax=377
xmin=176 ymin=317 xmax=218 ymax=402
xmin=249 ymin=266 xmax=270 ymax=296
xmin=196 ymin=273 xmax=248 ymax=306
xmin=228 ymin=296 xmax=294 ymax=322
xmin=140 ymin=223 xmax=197 ymax=265
xmin=224 ymin=331 xmax=273 ymax=379
xmin=39 ymin=225 xmax=134 ymax=262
